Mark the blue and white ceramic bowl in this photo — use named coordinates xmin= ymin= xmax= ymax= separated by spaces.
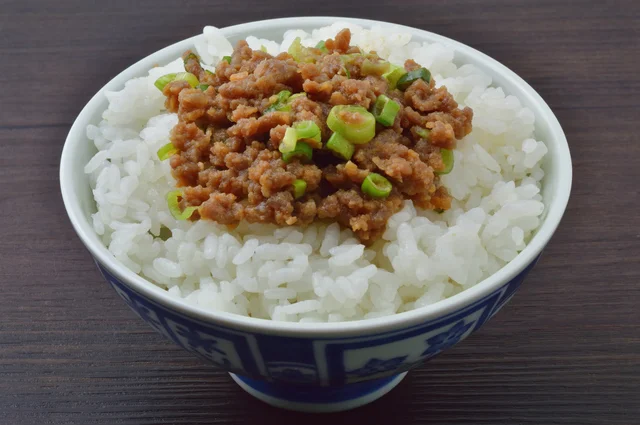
xmin=60 ymin=17 xmax=572 ymax=413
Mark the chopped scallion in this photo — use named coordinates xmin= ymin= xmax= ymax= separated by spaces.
xmin=339 ymin=55 xmax=354 ymax=79
xmin=309 ymin=133 xmax=321 ymax=144
xmin=166 ymin=190 xmax=198 ymax=220
xmin=282 ymin=142 xmax=313 ymax=163
xmin=265 ymin=90 xmax=294 ymax=113
xmin=222 ymin=55 xmax=232 ymax=64
xmin=174 ymin=72 xmax=200 ymax=88
xmin=343 ymin=65 xmax=351 ymax=78
xmin=157 ymin=143 xmax=178 ymax=161
xmin=288 ymin=37 xmax=303 ymax=60
xmin=154 ymin=72 xmax=199 ymax=90
xmin=415 ymin=127 xmax=431 ymax=139
xmin=326 ymin=132 xmax=355 ymax=160
xmin=279 ymin=127 xmax=298 ymax=154
xmin=436 ymin=149 xmax=454 ymax=175
xmin=341 ymin=53 xmax=362 ymax=62
xmin=396 ymin=67 xmax=431 ymax=91
xmin=288 ymin=93 xmax=306 ymax=102
xmin=197 ymin=84 xmax=210 ymax=91
xmin=154 ymin=73 xmax=177 ymax=91
xmin=362 ymin=58 xmax=390 ymax=76
xmin=372 ymin=95 xmax=401 ymax=126
xmin=288 ymin=37 xmax=316 ymax=63
xmin=293 ymin=121 xmax=321 ymax=140
xmin=382 ymin=64 xmax=406 ymax=90
xmin=183 ymin=52 xmax=200 ymax=64
xmin=277 ymin=90 xmax=292 ymax=103
xmin=265 ymin=104 xmax=284 ymax=114
xmin=292 ymin=179 xmax=307 ymax=199
xmin=264 ymin=105 xmax=280 ymax=114
xmin=361 ymin=173 xmax=392 ymax=198
xmin=327 ymin=105 xmax=376 ymax=144
xmin=315 ymin=40 xmax=328 ymax=53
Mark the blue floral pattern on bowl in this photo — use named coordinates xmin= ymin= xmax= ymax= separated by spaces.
xmin=422 ymin=320 xmax=474 ymax=357
xmin=96 ymin=253 xmax=540 ymax=394
xmin=347 ymin=356 xmax=408 ymax=379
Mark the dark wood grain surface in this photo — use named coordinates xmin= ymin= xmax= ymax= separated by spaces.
xmin=1 ymin=1 xmax=639 ymax=424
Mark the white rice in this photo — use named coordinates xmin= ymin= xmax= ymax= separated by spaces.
xmin=85 ymin=23 xmax=547 ymax=322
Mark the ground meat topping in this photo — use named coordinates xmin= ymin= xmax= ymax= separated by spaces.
xmin=160 ymin=28 xmax=473 ymax=243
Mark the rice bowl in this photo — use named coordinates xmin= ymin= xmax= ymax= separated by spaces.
xmin=82 ymin=22 xmax=553 ymax=324
xmin=61 ymin=17 xmax=571 ymax=411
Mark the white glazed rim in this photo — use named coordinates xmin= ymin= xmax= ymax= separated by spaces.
xmin=60 ymin=16 xmax=572 ymax=337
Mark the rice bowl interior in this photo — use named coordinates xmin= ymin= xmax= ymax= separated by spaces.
xmin=81 ymin=22 xmax=554 ymax=324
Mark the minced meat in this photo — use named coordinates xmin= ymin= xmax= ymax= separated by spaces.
xmin=161 ymin=29 xmax=473 ymax=243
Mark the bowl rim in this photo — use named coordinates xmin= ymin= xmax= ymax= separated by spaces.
xmin=60 ymin=16 xmax=572 ymax=337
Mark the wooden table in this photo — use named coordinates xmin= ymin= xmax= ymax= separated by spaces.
xmin=2 ymin=1 xmax=638 ymax=423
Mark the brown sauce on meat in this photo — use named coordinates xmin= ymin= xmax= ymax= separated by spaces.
xmin=162 ymin=29 xmax=473 ymax=244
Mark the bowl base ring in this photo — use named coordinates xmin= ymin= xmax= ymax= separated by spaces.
xmin=230 ymin=372 xmax=407 ymax=413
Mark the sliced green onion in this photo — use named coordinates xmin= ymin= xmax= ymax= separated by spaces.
xmin=288 ymin=93 xmax=306 ymax=102
xmin=266 ymin=92 xmax=305 ymax=113
xmin=260 ymin=45 xmax=267 ymax=52
xmin=309 ymin=133 xmax=321 ymax=144
xmin=341 ymin=53 xmax=362 ymax=62
xmin=288 ymin=37 xmax=315 ymax=63
xmin=293 ymin=121 xmax=321 ymax=140
xmin=292 ymin=179 xmax=307 ymax=199
xmin=434 ymin=208 xmax=445 ymax=214
xmin=264 ymin=103 xmax=279 ymax=114
xmin=315 ymin=40 xmax=328 ymax=53
xmin=183 ymin=52 xmax=200 ymax=64
xmin=396 ymin=67 xmax=431 ymax=91
xmin=373 ymin=95 xmax=401 ymax=126
xmin=382 ymin=64 xmax=406 ymax=90
xmin=415 ymin=127 xmax=431 ymax=139
xmin=275 ymin=90 xmax=293 ymax=109
xmin=326 ymin=132 xmax=355 ymax=160
xmin=279 ymin=127 xmax=298 ymax=154
xmin=361 ymin=173 xmax=392 ymax=198
xmin=288 ymin=37 xmax=303 ymax=60
xmin=293 ymin=121 xmax=321 ymax=148
xmin=167 ymin=191 xmax=198 ymax=220
xmin=174 ymin=72 xmax=200 ymax=88
xmin=157 ymin=142 xmax=178 ymax=160
xmin=339 ymin=55 xmax=353 ymax=79
xmin=282 ymin=142 xmax=313 ymax=163
xmin=269 ymin=104 xmax=291 ymax=114
xmin=197 ymin=84 xmax=210 ymax=91
xmin=205 ymin=69 xmax=214 ymax=75
xmin=327 ymin=105 xmax=376 ymax=144
xmin=222 ymin=55 xmax=232 ymax=64
xmin=154 ymin=73 xmax=177 ymax=91
xmin=265 ymin=103 xmax=285 ymax=113
xmin=154 ymin=72 xmax=199 ymax=90
xmin=362 ymin=58 xmax=390 ymax=76
xmin=436 ymin=149 xmax=454 ymax=175
xmin=265 ymin=90 xmax=294 ymax=113
xmin=277 ymin=90 xmax=292 ymax=103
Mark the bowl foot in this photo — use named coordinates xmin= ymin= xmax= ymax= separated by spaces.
xmin=230 ymin=372 xmax=407 ymax=413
